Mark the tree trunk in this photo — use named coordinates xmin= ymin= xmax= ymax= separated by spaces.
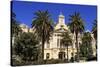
xmin=76 ymin=32 xmax=80 ymax=62
xmin=41 ymin=30 xmax=45 ymax=63
xmin=42 ymin=39 xmax=44 ymax=60
xmin=72 ymin=43 xmax=74 ymax=62
xmin=67 ymin=45 xmax=69 ymax=62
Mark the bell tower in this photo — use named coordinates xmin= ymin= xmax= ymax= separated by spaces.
xmin=54 ymin=12 xmax=68 ymax=30
xmin=58 ymin=12 xmax=65 ymax=25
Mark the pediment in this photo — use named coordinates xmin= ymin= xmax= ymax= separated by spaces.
xmin=54 ymin=27 xmax=67 ymax=32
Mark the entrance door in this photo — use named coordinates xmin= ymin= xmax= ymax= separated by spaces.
xmin=58 ymin=52 xmax=65 ymax=59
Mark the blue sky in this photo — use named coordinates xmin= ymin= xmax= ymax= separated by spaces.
xmin=12 ymin=1 xmax=97 ymax=31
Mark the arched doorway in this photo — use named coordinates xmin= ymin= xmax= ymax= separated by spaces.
xmin=58 ymin=52 xmax=65 ymax=59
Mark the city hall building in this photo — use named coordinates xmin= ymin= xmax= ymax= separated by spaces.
xmin=19 ymin=13 xmax=96 ymax=60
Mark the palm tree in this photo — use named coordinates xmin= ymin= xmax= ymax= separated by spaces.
xmin=69 ymin=12 xmax=84 ymax=62
xmin=80 ymin=32 xmax=93 ymax=59
xmin=92 ymin=19 xmax=97 ymax=48
xmin=11 ymin=12 xmax=22 ymax=65
xmin=92 ymin=19 xmax=97 ymax=59
xmin=61 ymin=31 xmax=72 ymax=62
xmin=11 ymin=12 xmax=21 ymax=37
xmin=32 ymin=10 xmax=53 ymax=61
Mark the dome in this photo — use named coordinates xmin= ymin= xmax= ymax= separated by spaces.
xmin=19 ymin=23 xmax=28 ymax=29
xmin=59 ymin=12 xmax=64 ymax=18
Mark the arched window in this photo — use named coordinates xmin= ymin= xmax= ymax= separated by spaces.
xmin=46 ymin=53 xmax=50 ymax=59
xmin=57 ymin=39 xmax=59 ymax=47
xmin=75 ymin=42 xmax=77 ymax=48
xmin=79 ymin=42 xmax=81 ymax=45
xmin=79 ymin=42 xmax=81 ymax=49
xmin=47 ymin=42 xmax=50 ymax=48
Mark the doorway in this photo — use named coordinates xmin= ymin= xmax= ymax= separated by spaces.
xmin=58 ymin=52 xmax=65 ymax=59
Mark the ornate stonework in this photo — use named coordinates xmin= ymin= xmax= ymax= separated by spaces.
xmin=19 ymin=13 xmax=96 ymax=60
xmin=44 ymin=13 xmax=96 ymax=60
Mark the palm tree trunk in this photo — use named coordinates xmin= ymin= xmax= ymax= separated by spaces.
xmin=72 ymin=44 xmax=74 ymax=62
xmin=76 ymin=32 xmax=80 ymax=62
xmin=67 ymin=45 xmax=69 ymax=62
xmin=41 ymin=39 xmax=44 ymax=62
xmin=41 ymin=30 xmax=45 ymax=63
xmin=95 ymin=38 xmax=97 ymax=58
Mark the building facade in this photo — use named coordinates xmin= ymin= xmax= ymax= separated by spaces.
xmin=19 ymin=13 xmax=96 ymax=61
xmin=43 ymin=13 xmax=96 ymax=60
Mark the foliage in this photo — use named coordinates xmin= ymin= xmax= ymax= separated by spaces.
xmin=11 ymin=11 xmax=97 ymax=65
xmin=92 ymin=19 xmax=97 ymax=59
xmin=80 ymin=32 xmax=93 ymax=59
xmin=11 ymin=12 xmax=22 ymax=36
xmin=61 ymin=32 xmax=72 ymax=47
xmin=61 ymin=31 xmax=72 ymax=61
xmin=32 ymin=10 xmax=53 ymax=60
xmin=12 ymin=32 xmax=40 ymax=65
xmin=69 ymin=12 xmax=84 ymax=33
xmin=69 ymin=12 xmax=84 ymax=62
xmin=92 ymin=19 xmax=97 ymax=40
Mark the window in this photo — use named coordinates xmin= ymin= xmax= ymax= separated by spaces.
xmin=75 ymin=42 xmax=77 ymax=48
xmin=79 ymin=42 xmax=81 ymax=45
xmin=57 ymin=39 xmax=60 ymax=48
xmin=47 ymin=43 xmax=50 ymax=48
xmin=46 ymin=53 xmax=50 ymax=59
xmin=61 ymin=25 xmax=64 ymax=28
xmin=79 ymin=42 xmax=81 ymax=49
